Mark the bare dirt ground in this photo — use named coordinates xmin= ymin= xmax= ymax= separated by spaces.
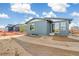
xmin=0 ymin=33 xmax=79 ymax=56
xmin=0 ymin=31 xmax=23 ymax=36
xmin=0 ymin=38 xmax=31 ymax=56
xmin=53 ymin=35 xmax=79 ymax=42
xmin=0 ymin=31 xmax=31 ymax=56
xmin=15 ymin=35 xmax=79 ymax=56
xmin=15 ymin=39 xmax=79 ymax=56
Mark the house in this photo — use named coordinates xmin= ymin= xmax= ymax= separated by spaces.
xmin=5 ymin=24 xmax=26 ymax=32
xmin=25 ymin=18 xmax=72 ymax=36
xmin=5 ymin=24 xmax=15 ymax=32
xmin=19 ymin=24 xmax=26 ymax=32
xmin=13 ymin=24 xmax=19 ymax=32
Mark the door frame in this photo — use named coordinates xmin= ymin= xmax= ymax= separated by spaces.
xmin=51 ymin=22 xmax=60 ymax=34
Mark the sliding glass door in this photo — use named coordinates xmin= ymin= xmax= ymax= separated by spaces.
xmin=60 ymin=22 xmax=67 ymax=32
xmin=51 ymin=22 xmax=67 ymax=33
xmin=53 ymin=23 xmax=60 ymax=33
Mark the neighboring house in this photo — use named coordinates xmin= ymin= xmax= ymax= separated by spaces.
xmin=19 ymin=24 xmax=26 ymax=32
xmin=5 ymin=24 xmax=15 ymax=32
xmin=5 ymin=24 xmax=26 ymax=32
xmin=14 ymin=24 xmax=19 ymax=32
xmin=25 ymin=18 xmax=72 ymax=36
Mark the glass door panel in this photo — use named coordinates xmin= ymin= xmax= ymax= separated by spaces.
xmin=60 ymin=22 xmax=66 ymax=32
xmin=54 ymin=23 xmax=60 ymax=33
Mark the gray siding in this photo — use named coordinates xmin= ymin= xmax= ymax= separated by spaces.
xmin=26 ymin=19 xmax=70 ymax=36
xmin=47 ymin=22 xmax=51 ymax=34
xmin=26 ymin=21 xmax=48 ymax=35
xmin=58 ymin=21 xmax=69 ymax=35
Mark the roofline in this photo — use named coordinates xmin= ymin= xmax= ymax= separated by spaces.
xmin=25 ymin=17 xmax=72 ymax=24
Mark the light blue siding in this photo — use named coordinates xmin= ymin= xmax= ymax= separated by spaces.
xmin=57 ymin=21 xmax=69 ymax=35
xmin=26 ymin=21 xmax=48 ymax=35
xmin=47 ymin=22 xmax=51 ymax=34
xmin=26 ymin=19 xmax=70 ymax=36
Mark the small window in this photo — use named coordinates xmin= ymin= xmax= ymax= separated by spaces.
xmin=30 ymin=23 xmax=35 ymax=31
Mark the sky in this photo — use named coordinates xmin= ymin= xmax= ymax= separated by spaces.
xmin=0 ymin=3 xmax=79 ymax=28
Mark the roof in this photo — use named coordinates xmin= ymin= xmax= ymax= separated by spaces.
xmin=6 ymin=24 xmax=15 ymax=27
xmin=25 ymin=17 xmax=72 ymax=24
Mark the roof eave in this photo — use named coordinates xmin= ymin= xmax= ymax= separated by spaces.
xmin=25 ymin=17 xmax=72 ymax=24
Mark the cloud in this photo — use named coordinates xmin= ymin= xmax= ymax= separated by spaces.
xmin=11 ymin=3 xmax=31 ymax=13
xmin=21 ymin=11 xmax=56 ymax=24
xmin=42 ymin=11 xmax=56 ymax=17
xmin=71 ymin=12 xmax=79 ymax=17
xmin=35 ymin=14 xmax=39 ymax=17
xmin=48 ymin=3 xmax=70 ymax=12
xmin=25 ymin=17 xmax=33 ymax=22
xmin=20 ymin=21 xmax=25 ymax=24
xmin=0 ymin=25 xmax=5 ymax=28
xmin=0 ymin=13 xmax=9 ymax=18
xmin=20 ymin=17 xmax=33 ymax=24
xmin=69 ymin=22 xmax=77 ymax=29
xmin=11 ymin=3 xmax=39 ymax=17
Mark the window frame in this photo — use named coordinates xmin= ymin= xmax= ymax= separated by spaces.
xmin=30 ymin=23 xmax=36 ymax=31
xmin=60 ymin=22 xmax=67 ymax=31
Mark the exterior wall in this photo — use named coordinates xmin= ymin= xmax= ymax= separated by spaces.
xmin=5 ymin=26 xmax=8 ymax=31
xmin=47 ymin=22 xmax=51 ymax=34
xmin=57 ymin=21 xmax=69 ymax=35
xmin=5 ymin=26 xmax=14 ymax=32
xmin=19 ymin=24 xmax=26 ymax=32
xmin=26 ymin=21 xmax=48 ymax=35
xmin=14 ymin=25 xmax=19 ymax=32
xmin=5 ymin=24 xmax=16 ymax=32
xmin=26 ymin=19 xmax=70 ymax=36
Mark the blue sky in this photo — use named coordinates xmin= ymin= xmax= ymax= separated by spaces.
xmin=0 ymin=3 xmax=79 ymax=28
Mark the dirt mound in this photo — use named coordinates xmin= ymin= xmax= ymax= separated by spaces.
xmin=53 ymin=35 xmax=79 ymax=42
xmin=70 ymin=26 xmax=79 ymax=34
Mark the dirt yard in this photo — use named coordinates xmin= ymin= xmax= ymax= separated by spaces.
xmin=14 ymin=35 xmax=79 ymax=56
xmin=15 ymin=39 xmax=79 ymax=56
xmin=0 ymin=31 xmax=23 ymax=36
xmin=0 ymin=33 xmax=79 ymax=56
xmin=0 ymin=38 xmax=31 ymax=56
xmin=53 ymin=35 xmax=79 ymax=42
